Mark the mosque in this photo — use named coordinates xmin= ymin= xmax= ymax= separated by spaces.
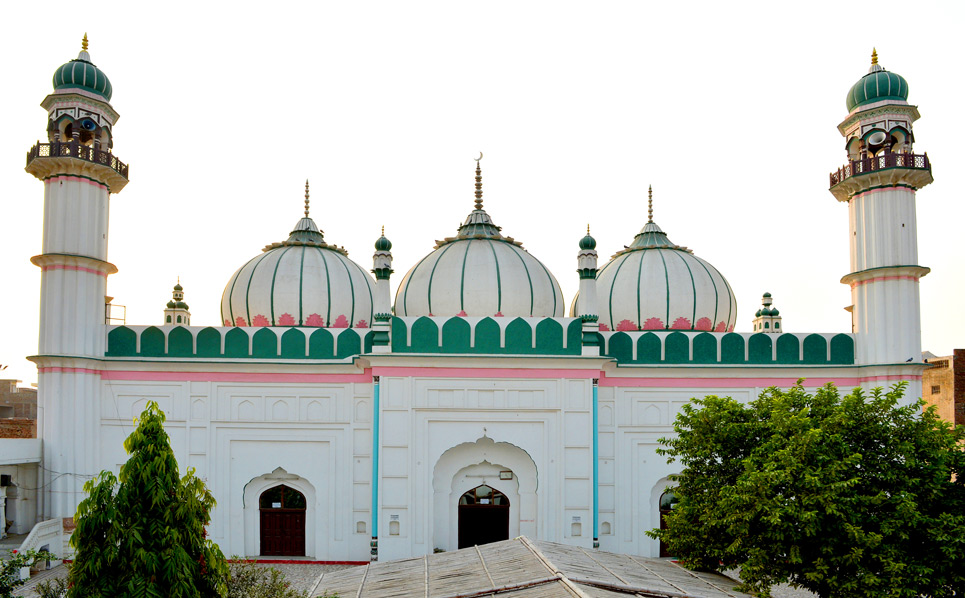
xmin=25 ymin=38 xmax=932 ymax=561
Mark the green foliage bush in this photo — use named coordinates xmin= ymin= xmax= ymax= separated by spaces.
xmin=650 ymin=382 xmax=965 ymax=598
xmin=227 ymin=560 xmax=306 ymax=598
xmin=68 ymin=401 xmax=228 ymax=597
xmin=0 ymin=549 xmax=50 ymax=598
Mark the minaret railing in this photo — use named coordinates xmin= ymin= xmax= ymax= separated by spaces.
xmin=829 ymin=152 xmax=930 ymax=188
xmin=26 ymin=141 xmax=129 ymax=179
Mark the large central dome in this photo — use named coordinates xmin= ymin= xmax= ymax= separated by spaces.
xmin=394 ymin=161 xmax=563 ymax=318
xmin=221 ymin=183 xmax=374 ymax=328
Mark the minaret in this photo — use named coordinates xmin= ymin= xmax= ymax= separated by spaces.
xmin=163 ymin=281 xmax=191 ymax=326
xmin=830 ymin=50 xmax=932 ymax=376
xmin=26 ymin=36 xmax=129 ymax=518
xmin=576 ymin=224 xmax=600 ymax=356
xmin=372 ymin=226 xmax=393 ymax=352
xmin=751 ymin=292 xmax=782 ymax=333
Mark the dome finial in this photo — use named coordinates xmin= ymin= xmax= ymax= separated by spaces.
xmin=304 ymin=179 xmax=310 ymax=218
xmin=381 ymin=225 xmax=385 ymax=236
xmin=648 ymin=185 xmax=653 ymax=223
xmin=587 ymin=223 xmax=591 ymax=235
xmin=474 ymin=152 xmax=484 ymax=211
xmin=871 ymin=47 xmax=878 ymax=66
xmin=82 ymin=33 xmax=89 ymax=52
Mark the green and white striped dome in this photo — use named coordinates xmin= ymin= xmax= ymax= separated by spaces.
xmin=394 ymin=162 xmax=563 ymax=317
xmin=221 ymin=210 xmax=374 ymax=329
xmin=845 ymin=50 xmax=908 ymax=113
xmin=575 ymin=218 xmax=736 ymax=332
xmin=52 ymin=38 xmax=113 ymax=101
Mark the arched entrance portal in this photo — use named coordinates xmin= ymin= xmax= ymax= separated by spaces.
xmin=259 ymin=484 xmax=307 ymax=556
xmin=457 ymin=484 xmax=510 ymax=548
xmin=658 ymin=490 xmax=679 ymax=558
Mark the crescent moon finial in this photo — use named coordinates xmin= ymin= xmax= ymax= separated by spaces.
xmin=474 ymin=154 xmax=484 ymax=211
xmin=475 ymin=151 xmax=483 ymax=162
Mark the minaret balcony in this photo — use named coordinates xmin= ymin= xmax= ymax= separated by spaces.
xmin=829 ymin=152 xmax=932 ymax=202
xmin=26 ymin=140 xmax=129 ymax=192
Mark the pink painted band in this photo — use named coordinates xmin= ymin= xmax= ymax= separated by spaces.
xmin=100 ymin=370 xmax=373 ymax=383
xmin=41 ymin=264 xmax=108 ymax=277
xmin=598 ymin=374 xmax=920 ymax=388
xmin=850 ymin=275 xmax=919 ymax=288
xmin=46 ymin=175 xmax=108 ymax=190
xmin=853 ymin=187 xmax=915 ymax=200
xmin=372 ymin=367 xmax=598 ymax=379
xmin=39 ymin=367 xmax=100 ymax=375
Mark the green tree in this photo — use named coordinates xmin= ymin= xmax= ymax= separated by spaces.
xmin=650 ymin=382 xmax=965 ymax=598
xmin=69 ymin=401 xmax=228 ymax=597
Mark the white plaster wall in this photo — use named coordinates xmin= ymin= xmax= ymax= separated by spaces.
xmin=0 ymin=463 xmax=40 ymax=535
xmin=42 ymin=178 xmax=109 ymax=259
xmin=849 ymin=187 xmax=919 ymax=272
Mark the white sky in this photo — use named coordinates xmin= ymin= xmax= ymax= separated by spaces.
xmin=2 ymin=1 xmax=963 ymax=386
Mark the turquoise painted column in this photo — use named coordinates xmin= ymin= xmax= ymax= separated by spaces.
xmin=371 ymin=376 xmax=380 ymax=561
xmin=592 ymin=378 xmax=599 ymax=548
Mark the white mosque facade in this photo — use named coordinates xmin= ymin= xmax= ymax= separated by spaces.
xmin=25 ymin=41 xmax=932 ymax=561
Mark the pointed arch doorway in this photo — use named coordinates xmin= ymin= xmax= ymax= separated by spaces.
xmin=458 ymin=484 xmax=510 ymax=548
xmin=259 ymin=484 xmax=307 ymax=556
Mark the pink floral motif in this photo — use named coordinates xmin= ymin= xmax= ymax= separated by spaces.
xmin=598 ymin=323 xmax=610 ymax=331
xmin=695 ymin=317 xmax=713 ymax=331
xmin=494 ymin=311 xmax=504 ymax=317
xmin=306 ymin=314 xmax=325 ymax=327
xmin=333 ymin=315 xmax=349 ymax=328
xmin=616 ymin=319 xmax=638 ymax=331
xmin=672 ymin=317 xmax=691 ymax=330
xmin=456 ymin=310 xmax=467 ymax=316
xmin=643 ymin=317 xmax=665 ymax=330
xmin=235 ymin=316 xmax=247 ymax=327
xmin=224 ymin=319 xmax=232 ymax=326
xmin=252 ymin=315 xmax=270 ymax=327
xmin=278 ymin=313 xmax=296 ymax=326
xmin=355 ymin=319 xmax=369 ymax=328
xmin=728 ymin=325 xmax=735 ymax=332
xmin=715 ymin=321 xmax=727 ymax=332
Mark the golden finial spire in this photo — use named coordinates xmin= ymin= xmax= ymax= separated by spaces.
xmin=381 ymin=225 xmax=385 ymax=236
xmin=647 ymin=185 xmax=653 ymax=223
xmin=474 ymin=152 xmax=484 ymax=211
xmin=304 ymin=179 xmax=310 ymax=218
xmin=587 ymin=224 xmax=591 ymax=235
xmin=871 ymin=48 xmax=878 ymax=66
xmin=82 ymin=33 xmax=89 ymax=52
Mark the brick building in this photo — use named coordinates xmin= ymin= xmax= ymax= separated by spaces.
xmin=923 ymin=350 xmax=965 ymax=426
xmin=0 ymin=379 xmax=37 ymax=439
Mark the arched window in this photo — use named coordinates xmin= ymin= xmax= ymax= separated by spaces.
xmin=659 ymin=490 xmax=679 ymax=558
xmin=177 ymin=315 xmax=182 ymax=323
xmin=166 ymin=315 xmax=172 ymax=323
xmin=458 ymin=484 xmax=509 ymax=548
xmin=459 ymin=484 xmax=509 ymax=506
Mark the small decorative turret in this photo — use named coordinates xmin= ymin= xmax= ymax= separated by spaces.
xmin=371 ymin=226 xmax=394 ymax=351
xmin=751 ymin=292 xmax=781 ymax=333
xmin=163 ymin=280 xmax=191 ymax=326
xmin=576 ymin=224 xmax=600 ymax=355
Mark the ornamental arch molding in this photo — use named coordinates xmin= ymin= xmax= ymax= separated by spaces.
xmin=432 ymin=436 xmax=538 ymax=551
xmin=243 ymin=467 xmax=317 ymax=557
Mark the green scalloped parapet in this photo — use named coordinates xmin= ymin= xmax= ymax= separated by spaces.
xmin=390 ymin=316 xmax=583 ymax=356
xmin=600 ymin=330 xmax=854 ymax=366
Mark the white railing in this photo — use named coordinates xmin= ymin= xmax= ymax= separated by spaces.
xmin=16 ymin=518 xmax=63 ymax=578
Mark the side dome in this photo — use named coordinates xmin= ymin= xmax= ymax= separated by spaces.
xmin=846 ymin=50 xmax=908 ymax=113
xmin=52 ymin=36 xmax=112 ymax=101
xmin=573 ymin=202 xmax=736 ymax=332
xmin=221 ymin=185 xmax=374 ymax=328
xmin=395 ymin=160 xmax=563 ymax=317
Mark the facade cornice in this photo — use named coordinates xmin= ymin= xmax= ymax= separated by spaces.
xmin=838 ymin=103 xmax=919 ymax=135
xmin=30 ymin=253 xmax=118 ymax=276
xmin=829 ymin=168 xmax=933 ymax=202
xmin=841 ymin=264 xmax=930 ymax=287
xmin=41 ymin=91 xmax=120 ymax=124
xmin=26 ymin=156 xmax=129 ymax=193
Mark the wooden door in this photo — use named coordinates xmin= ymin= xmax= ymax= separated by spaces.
xmin=259 ymin=485 xmax=307 ymax=557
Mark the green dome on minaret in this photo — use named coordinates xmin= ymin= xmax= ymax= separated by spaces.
xmin=52 ymin=34 xmax=113 ymax=101
xmin=579 ymin=225 xmax=596 ymax=250
xmin=375 ymin=226 xmax=392 ymax=251
xmin=845 ymin=49 xmax=908 ymax=113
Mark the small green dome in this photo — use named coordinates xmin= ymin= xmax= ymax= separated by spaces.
xmin=173 ymin=283 xmax=183 ymax=291
xmin=755 ymin=309 xmax=762 ymax=317
xmin=770 ymin=308 xmax=779 ymax=316
xmin=166 ymin=300 xmax=176 ymax=309
xmin=762 ymin=292 xmax=771 ymax=298
xmin=52 ymin=46 xmax=112 ymax=101
xmin=579 ymin=231 xmax=597 ymax=250
xmin=846 ymin=52 xmax=908 ymax=112
xmin=175 ymin=301 xmax=189 ymax=309
xmin=375 ymin=234 xmax=392 ymax=251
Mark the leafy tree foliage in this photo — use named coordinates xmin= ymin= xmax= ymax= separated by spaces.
xmin=69 ymin=401 xmax=228 ymax=597
xmin=650 ymin=382 xmax=965 ymax=598
xmin=1 ymin=548 xmax=50 ymax=598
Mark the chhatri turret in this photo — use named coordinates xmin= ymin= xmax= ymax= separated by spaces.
xmin=25 ymin=35 xmax=129 ymax=518
xmin=829 ymin=49 xmax=933 ymax=371
xmin=574 ymin=224 xmax=600 ymax=356
xmin=163 ymin=281 xmax=191 ymax=326
xmin=751 ymin=292 xmax=782 ymax=333
xmin=371 ymin=225 xmax=393 ymax=352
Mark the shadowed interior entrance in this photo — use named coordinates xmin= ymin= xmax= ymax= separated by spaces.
xmin=259 ymin=484 xmax=306 ymax=556
xmin=659 ymin=490 xmax=678 ymax=558
xmin=458 ymin=484 xmax=510 ymax=548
